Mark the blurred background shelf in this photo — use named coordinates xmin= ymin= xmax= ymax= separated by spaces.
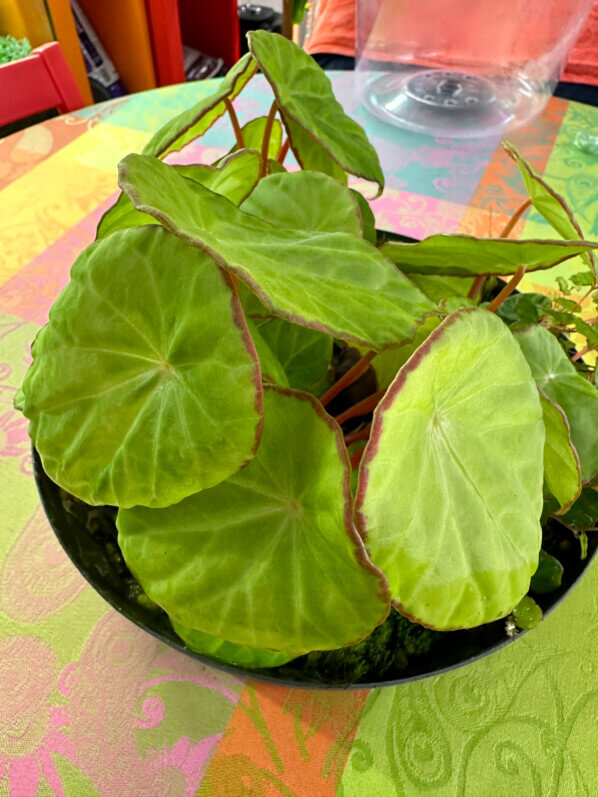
xmin=1 ymin=0 xmax=284 ymax=115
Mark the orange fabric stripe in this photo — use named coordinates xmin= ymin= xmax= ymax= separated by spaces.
xmin=200 ymin=683 xmax=369 ymax=796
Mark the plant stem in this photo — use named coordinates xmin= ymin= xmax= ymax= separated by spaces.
xmin=260 ymin=101 xmax=278 ymax=177
xmin=344 ymin=425 xmax=371 ymax=446
xmin=224 ymin=98 xmax=245 ymax=150
xmin=574 ymin=285 xmax=596 ymax=311
xmin=467 ymin=275 xmax=485 ymax=301
xmin=500 ymin=199 xmax=532 ymax=239
xmin=350 ymin=447 xmax=366 ymax=470
xmin=335 ymin=390 xmax=385 ymax=426
xmin=278 ymin=137 xmax=291 ymax=164
xmin=467 ymin=200 xmax=533 ymax=302
xmin=487 ymin=266 xmax=526 ymax=312
xmin=572 ymin=346 xmax=591 ymax=362
xmin=320 ymin=351 xmax=376 ymax=407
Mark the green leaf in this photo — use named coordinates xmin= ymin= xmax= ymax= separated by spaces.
xmin=118 ymin=386 xmax=390 ymax=654
xmin=554 ymin=297 xmax=578 ymax=312
xmin=19 ymin=227 xmax=262 ymax=508
xmin=496 ymin=292 xmax=553 ymax=327
xmin=516 ymin=325 xmax=598 ymax=483
xmin=178 ymin=150 xmax=262 ymax=206
xmin=439 ymin=296 xmax=477 ymax=313
xmin=256 ymin=317 xmax=332 ymax=392
xmin=539 ymin=390 xmax=581 ymax=514
xmin=382 ymin=234 xmax=598 ymax=277
xmin=241 ymin=171 xmax=362 ymax=236
xmin=97 ymin=151 xmax=262 ymax=239
xmin=248 ymin=31 xmax=384 ymax=194
xmin=504 ymin=142 xmax=596 ymax=274
xmin=246 ymin=319 xmax=289 ymax=387
xmin=530 ymin=550 xmax=564 ymax=594
xmin=370 ymin=315 xmax=441 ymax=391
xmin=96 ymin=190 xmax=152 ymax=239
xmin=559 ymin=488 xmax=598 ymax=531
xmin=570 ymin=271 xmax=595 ymax=287
xmin=118 ymin=154 xmax=437 ymax=351
xmin=580 ymin=531 xmax=588 ymax=560
xmin=513 ymin=596 xmax=543 ymax=630
xmin=572 ymin=317 xmax=598 ymax=348
xmin=292 ymin=0 xmax=308 ymax=23
xmin=556 ymin=276 xmax=570 ymax=294
xmin=266 ymin=158 xmax=287 ymax=175
xmin=228 ymin=116 xmax=283 ymax=159
xmin=283 ymin=116 xmax=348 ymax=184
xmin=171 ymin=621 xmax=296 ymax=668
xmin=355 ymin=309 xmax=544 ymax=630
xmin=142 ymin=52 xmax=257 ymax=158
xmin=350 ymin=189 xmax=377 ymax=245
xmin=410 ymin=274 xmax=475 ymax=304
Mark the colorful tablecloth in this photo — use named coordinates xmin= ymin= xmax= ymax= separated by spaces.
xmin=1 ymin=76 xmax=598 ymax=797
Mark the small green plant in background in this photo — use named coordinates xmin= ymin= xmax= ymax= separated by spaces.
xmin=15 ymin=32 xmax=598 ymax=672
xmin=0 ymin=35 xmax=31 ymax=65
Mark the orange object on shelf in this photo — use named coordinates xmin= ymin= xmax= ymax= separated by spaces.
xmin=45 ymin=0 xmax=93 ymax=105
xmin=0 ymin=0 xmax=53 ymax=47
xmin=77 ymin=0 xmax=157 ymax=93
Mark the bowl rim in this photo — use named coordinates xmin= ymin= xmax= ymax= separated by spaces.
xmin=33 ymin=447 xmax=598 ymax=690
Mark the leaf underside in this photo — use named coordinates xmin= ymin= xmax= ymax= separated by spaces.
xmin=228 ymin=116 xmax=283 ymax=160
xmin=117 ymin=386 xmax=390 ymax=654
xmin=382 ymin=234 xmax=598 ymax=277
xmin=356 ymin=308 xmax=544 ymax=630
xmin=171 ymin=620 xmax=296 ymax=667
xmin=142 ymin=52 xmax=257 ymax=158
xmin=20 ymin=226 xmax=262 ymax=508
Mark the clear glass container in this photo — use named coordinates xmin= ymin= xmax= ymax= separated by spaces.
xmin=356 ymin=0 xmax=594 ymax=138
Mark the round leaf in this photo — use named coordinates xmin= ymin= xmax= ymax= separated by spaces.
xmin=19 ymin=226 xmax=263 ymax=508
xmin=355 ymin=309 xmax=544 ymax=630
xmin=516 ymin=325 xmax=598 ymax=483
xmin=539 ymin=390 xmax=581 ymax=514
xmin=171 ymin=621 xmax=296 ymax=668
xmin=241 ymin=171 xmax=362 ymax=236
xmin=118 ymin=386 xmax=390 ymax=654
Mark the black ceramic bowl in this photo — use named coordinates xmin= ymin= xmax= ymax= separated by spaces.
xmin=33 ymin=449 xmax=598 ymax=690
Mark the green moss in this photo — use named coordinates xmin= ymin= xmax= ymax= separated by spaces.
xmin=0 ymin=35 xmax=32 ymax=65
xmin=285 ymin=610 xmax=437 ymax=684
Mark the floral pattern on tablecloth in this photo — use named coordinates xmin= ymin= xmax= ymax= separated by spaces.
xmin=1 ymin=76 xmax=598 ymax=796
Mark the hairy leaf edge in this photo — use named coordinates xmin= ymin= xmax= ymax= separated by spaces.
xmin=247 ymin=36 xmax=384 ymax=198
xmin=354 ymin=307 xmax=530 ymax=631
